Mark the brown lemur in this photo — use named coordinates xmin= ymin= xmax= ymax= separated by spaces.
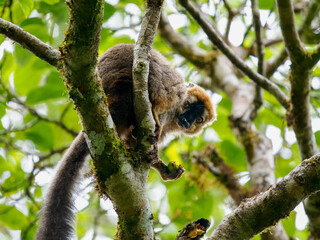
xmin=36 ymin=43 xmax=215 ymax=240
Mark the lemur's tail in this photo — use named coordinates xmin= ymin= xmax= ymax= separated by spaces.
xmin=36 ymin=132 xmax=89 ymax=240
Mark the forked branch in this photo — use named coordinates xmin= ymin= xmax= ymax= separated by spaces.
xmin=178 ymin=0 xmax=290 ymax=109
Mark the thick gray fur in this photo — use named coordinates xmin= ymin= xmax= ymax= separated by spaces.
xmin=98 ymin=43 xmax=188 ymax=143
xmin=36 ymin=132 xmax=88 ymax=240
xmin=36 ymin=44 xmax=185 ymax=239
xmin=36 ymin=44 xmax=213 ymax=239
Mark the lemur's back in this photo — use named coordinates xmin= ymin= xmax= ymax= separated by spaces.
xmin=98 ymin=43 xmax=187 ymax=141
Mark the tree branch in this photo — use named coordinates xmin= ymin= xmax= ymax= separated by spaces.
xmin=159 ymin=11 xmax=289 ymax=240
xmin=276 ymin=1 xmax=320 ymax=237
xmin=113 ymin=0 xmax=164 ymax=237
xmin=133 ymin=0 xmax=164 ymax=150
xmin=60 ymin=0 xmax=114 ymax=150
xmin=159 ymin=12 xmax=215 ymax=70
xmin=276 ymin=0 xmax=306 ymax=63
xmin=178 ymin=0 xmax=290 ymax=109
xmin=0 ymin=18 xmax=60 ymax=67
xmin=59 ymin=0 xmax=135 ymax=237
xmin=251 ymin=0 xmax=264 ymax=75
xmin=310 ymin=44 xmax=320 ymax=67
xmin=265 ymin=0 xmax=320 ymax=78
xmin=298 ymin=0 xmax=320 ymax=37
xmin=192 ymin=147 xmax=250 ymax=205
xmin=250 ymin=0 xmax=263 ymax=124
xmin=265 ymin=49 xmax=287 ymax=78
xmin=208 ymin=153 xmax=320 ymax=240
xmin=275 ymin=0 xmax=318 ymax=161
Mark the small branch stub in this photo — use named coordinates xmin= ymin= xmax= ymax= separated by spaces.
xmin=177 ymin=218 xmax=210 ymax=240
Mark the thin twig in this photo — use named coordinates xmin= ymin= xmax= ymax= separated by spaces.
xmin=251 ymin=0 xmax=264 ymax=75
xmin=222 ymin=0 xmax=235 ymax=41
xmin=0 ymin=80 xmax=78 ymax=137
xmin=250 ymin=0 xmax=265 ymax=119
xmin=0 ymin=118 xmax=38 ymax=135
xmin=179 ymin=0 xmax=290 ymax=109
xmin=276 ymin=0 xmax=306 ymax=63
xmin=265 ymin=0 xmax=319 ymax=77
xmin=159 ymin=12 xmax=214 ymax=70
xmin=0 ymin=18 xmax=60 ymax=67
xmin=265 ymin=49 xmax=287 ymax=78
xmin=192 ymin=148 xmax=250 ymax=205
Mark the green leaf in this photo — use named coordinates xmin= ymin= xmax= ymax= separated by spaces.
xmin=34 ymin=185 xmax=42 ymax=198
xmin=26 ymin=86 xmax=65 ymax=104
xmin=315 ymin=131 xmax=320 ymax=148
xmin=0 ymin=205 xmax=28 ymax=229
xmin=0 ymin=104 xmax=5 ymax=129
xmin=259 ymin=0 xmax=275 ymax=9
xmin=104 ymin=3 xmax=116 ymax=21
xmin=99 ymin=32 xmax=134 ymax=54
xmin=2 ymin=169 xmax=26 ymax=193
xmin=35 ymin=1 xmax=68 ymax=26
xmin=38 ymin=0 xmax=60 ymax=5
xmin=26 ymin=71 xmax=65 ymax=104
xmin=18 ymin=0 xmax=34 ymax=17
xmin=282 ymin=211 xmax=297 ymax=236
xmin=11 ymin=1 xmax=28 ymax=23
xmin=25 ymin=121 xmax=54 ymax=150
xmin=1 ymin=52 xmax=15 ymax=85
xmin=219 ymin=140 xmax=247 ymax=172
xmin=255 ymin=107 xmax=285 ymax=131
xmin=14 ymin=44 xmax=33 ymax=66
xmin=20 ymin=18 xmax=50 ymax=42
xmin=0 ymin=156 xmax=6 ymax=175
xmin=14 ymin=57 xmax=49 ymax=96
xmin=0 ymin=34 xmax=5 ymax=45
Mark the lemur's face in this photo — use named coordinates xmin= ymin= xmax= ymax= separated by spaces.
xmin=176 ymin=93 xmax=214 ymax=135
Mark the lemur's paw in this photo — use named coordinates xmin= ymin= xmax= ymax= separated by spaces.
xmin=147 ymin=147 xmax=158 ymax=163
xmin=147 ymin=132 xmax=158 ymax=145
xmin=154 ymin=124 xmax=162 ymax=141
xmin=161 ymin=162 xmax=184 ymax=181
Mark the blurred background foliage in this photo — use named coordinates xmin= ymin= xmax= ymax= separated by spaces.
xmin=0 ymin=0 xmax=319 ymax=239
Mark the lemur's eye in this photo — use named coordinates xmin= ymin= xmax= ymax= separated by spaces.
xmin=196 ymin=117 xmax=203 ymax=124
xmin=183 ymin=102 xmax=189 ymax=108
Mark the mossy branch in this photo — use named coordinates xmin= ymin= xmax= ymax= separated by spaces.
xmin=266 ymin=0 xmax=320 ymax=77
xmin=132 ymin=0 xmax=164 ymax=151
xmin=208 ymin=153 xmax=320 ymax=240
xmin=276 ymin=0 xmax=306 ymax=63
xmin=60 ymin=1 xmax=156 ymax=239
xmin=310 ymin=44 xmax=320 ymax=67
xmin=59 ymin=0 xmax=121 ymax=175
xmin=276 ymin=1 xmax=320 ymax=237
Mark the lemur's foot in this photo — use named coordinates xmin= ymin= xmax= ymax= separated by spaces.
xmin=163 ymin=162 xmax=184 ymax=181
xmin=154 ymin=124 xmax=162 ymax=141
xmin=147 ymin=146 xmax=158 ymax=163
xmin=152 ymin=160 xmax=184 ymax=181
xmin=147 ymin=132 xmax=158 ymax=145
